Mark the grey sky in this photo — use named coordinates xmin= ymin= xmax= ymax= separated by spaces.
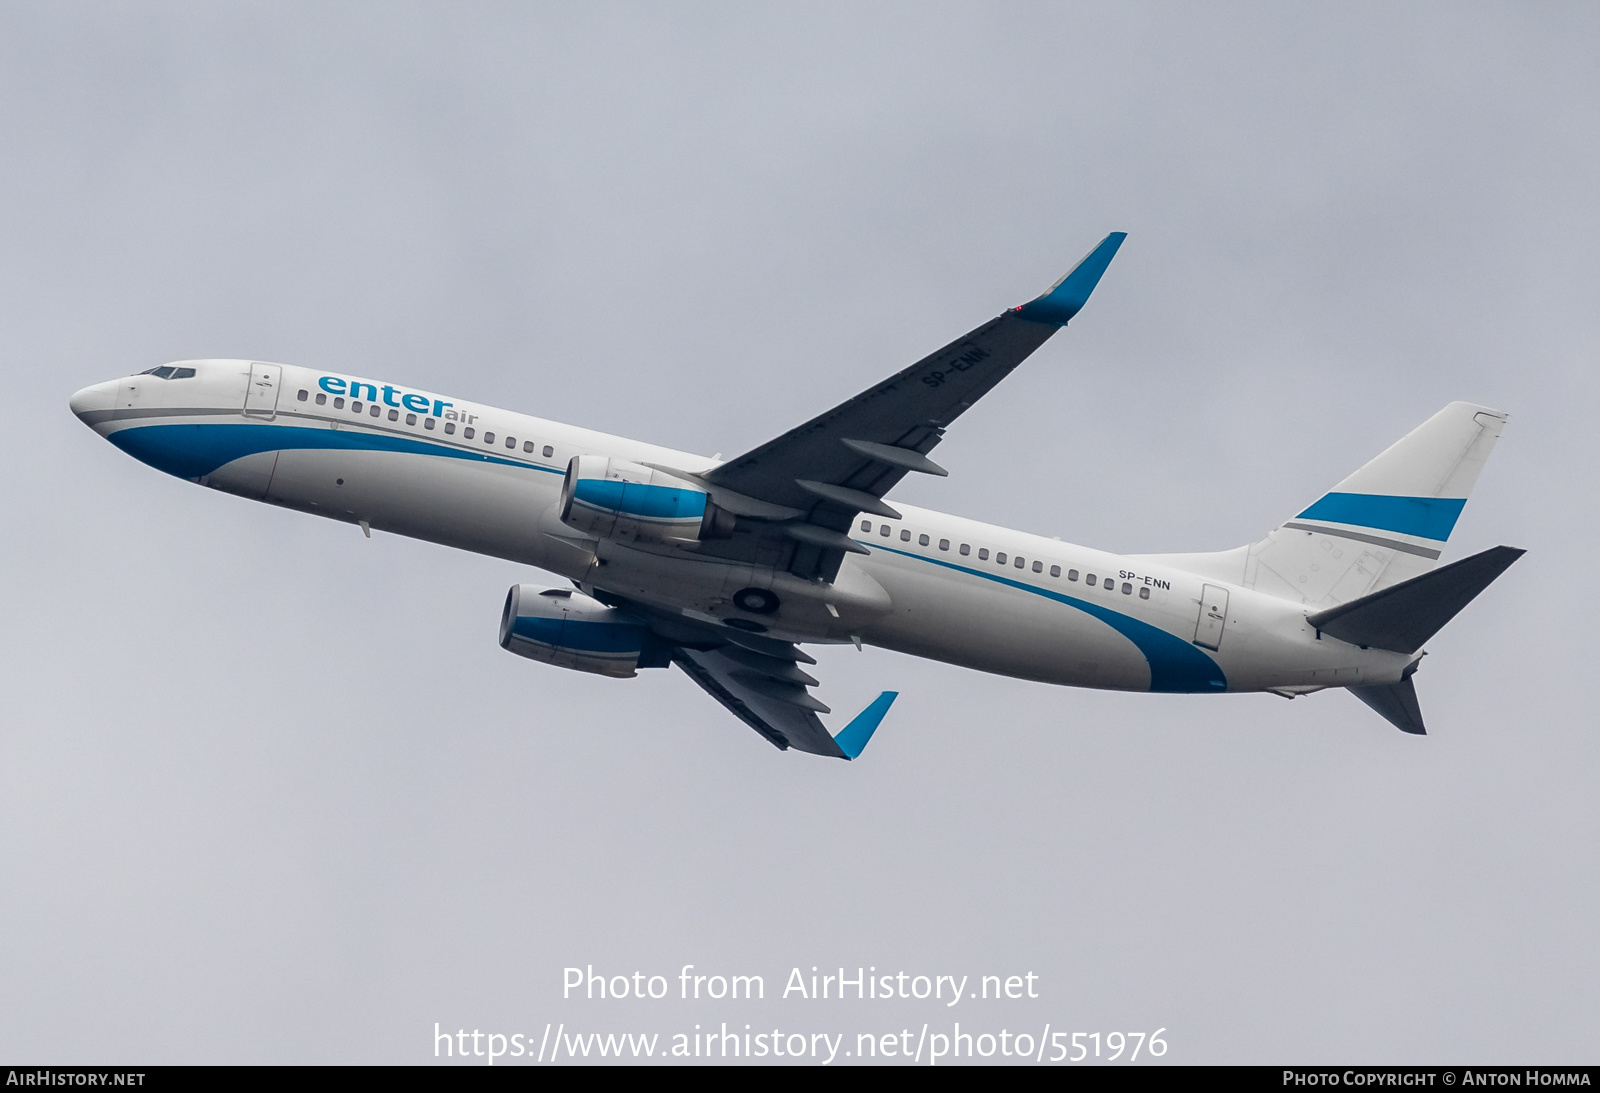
xmin=1 ymin=2 xmax=1595 ymax=1064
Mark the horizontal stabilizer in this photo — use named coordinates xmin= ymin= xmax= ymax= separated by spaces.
xmin=1350 ymin=674 xmax=1427 ymax=735
xmin=1308 ymin=545 xmax=1524 ymax=654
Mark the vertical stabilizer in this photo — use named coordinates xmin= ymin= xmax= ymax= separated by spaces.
xmin=1243 ymin=402 xmax=1507 ymax=608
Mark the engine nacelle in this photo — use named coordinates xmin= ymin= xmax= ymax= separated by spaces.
xmin=498 ymin=585 xmax=672 ymax=678
xmin=559 ymin=454 xmax=734 ymax=543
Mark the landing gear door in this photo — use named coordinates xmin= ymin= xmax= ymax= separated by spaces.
xmin=243 ymin=362 xmax=282 ymax=419
xmin=1194 ymin=584 xmax=1229 ymax=650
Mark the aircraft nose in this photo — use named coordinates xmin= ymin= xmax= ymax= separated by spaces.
xmin=69 ymin=380 xmax=115 ymax=424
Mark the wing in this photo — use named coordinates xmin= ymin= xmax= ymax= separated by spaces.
xmin=592 ymin=589 xmax=896 ymax=759
xmin=674 ymin=645 xmax=896 ymax=759
xmin=699 ymin=232 xmax=1126 ymax=581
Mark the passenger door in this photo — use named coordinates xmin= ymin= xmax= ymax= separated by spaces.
xmin=1194 ymin=584 xmax=1230 ymax=650
xmin=243 ymin=362 xmax=282 ymax=419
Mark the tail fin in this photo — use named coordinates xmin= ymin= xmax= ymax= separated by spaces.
xmin=1138 ymin=402 xmax=1509 ymax=606
xmin=1181 ymin=402 xmax=1508 ymax=607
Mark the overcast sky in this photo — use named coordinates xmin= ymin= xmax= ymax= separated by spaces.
xmin=1 ymin=1 xmax=1595 ymax=1065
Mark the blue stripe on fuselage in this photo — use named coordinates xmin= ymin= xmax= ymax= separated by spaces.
xmin=106 ymin=421 xmax=564 ymax=480
xmin=868 ymin=543 xmax=1226 ymax=693
xmin=1295 ymin=493 xmax=1465 ymax=541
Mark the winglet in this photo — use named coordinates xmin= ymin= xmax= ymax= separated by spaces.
xmin=1014 ymin=232 xmax=1128 ymax=325
xmin=833 ymin=691 xmax=898 ymax=760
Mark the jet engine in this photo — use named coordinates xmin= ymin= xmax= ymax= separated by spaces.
xmin=499 ymin=585 xmax=672 ymax=678
xmin=559 ymin=455 xmax=735 ymax=543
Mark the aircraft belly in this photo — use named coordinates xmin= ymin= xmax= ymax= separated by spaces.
xmin=861 ymin=559 xmax=1151 ymax=689
xmin=262 ymin=449 xmax=583 ymax=574
xmin=588 ymin=542 xmax=893 ymax=641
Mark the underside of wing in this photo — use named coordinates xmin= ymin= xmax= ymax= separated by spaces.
xmin=587 ymin=589 xmax=896 ymax=759
xmin=674 ymin=645 xmax=846 ymax=756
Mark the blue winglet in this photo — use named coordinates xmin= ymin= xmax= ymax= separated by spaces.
xmin=1014 ymin=232 xmax=1127 ymax=325
xmin=833 ymin=691 xmax=898 ymax=760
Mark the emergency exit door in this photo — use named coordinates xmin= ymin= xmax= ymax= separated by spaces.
xmin=243 ymin=362 xmax=281 ymax=419
xmin=1193 ymin=584 xmax=1229 ymax=650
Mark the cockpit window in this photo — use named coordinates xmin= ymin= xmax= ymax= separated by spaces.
xmin=134 ymin=366 xmax=196 ymax=379
xmin=171 ymin=367 xmax=196 ymax=379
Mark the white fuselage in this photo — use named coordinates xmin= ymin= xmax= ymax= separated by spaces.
xmin=70 ymin=360 xmax=1413 ymax=696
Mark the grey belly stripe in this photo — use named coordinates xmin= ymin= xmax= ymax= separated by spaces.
xmin=77 ymin=406 xmax=221 ymax=426
xmin=1281 ymin=522 xmax=1442 ymax=559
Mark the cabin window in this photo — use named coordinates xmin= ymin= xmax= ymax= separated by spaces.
xmin=424 ymin=418 xmax=435 ymax=430
xmin=351 ymin=401 xmax=362 ymax=413
xmin=1122 ymin=582 xmax=1132 ymax=595
xmin=900 ymin=529 xmax=911 ymax=542
xmin=463 ymin=427 xmax=475 ymax=439
xmin=334 ymin=397 xmax=345 ymax=409
xmin=543 ymin=445 xmax=553 ymax=458
xmin=315 ymin=392 xmax=327 ymax=405
xmin=861 ymin=520 xmax=872 ymax=532
xmin=960 ymin=544 xmax=970 ymax=556
xmin=939 ymin=539 xmax=950 ymax=551
xmin=483 ymin=431 xmax=494 ymax=444
xmin=1032 ymin=560 xmax=1043 ymax=573
xmin=880 ymin=525 xmax=891 ymax=537
xmin=1068 ymin=569 xmax=1079 ymax=581
xmin=996 ymin=552 xmax=1007 ymax=565
xmin=370 ymin=404 xmax=381 ymax=417
xmin=525 ymin=441 xmax=535 ymax=453
xmin=406 ymin=413 xmax=417 ymax=426
xmin=919 ymin=534 xmax=930 ymax=546
xmin=1086 ymin=574 xmax=1096 ymax=586
xmin=1050 ymin=565 xmax=1060 ymax=577
xmin=505 ymin=436 xmax=516 ymax=449
xmin=978 ymin=548 xmax=989 ymax=561
xmin=296 ymin=389 xmax=308 ymax=402
xmin=445 ymin=422 xmax=456 ymax=435
xmin=1139 ymin=586 xmax=1150 ymax=600
xmin=388 ymin=408 xmax=399 ymax=421
xmin=1014 ymin=556 xmax=1025 ymax=569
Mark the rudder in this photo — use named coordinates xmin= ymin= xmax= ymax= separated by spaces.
xmin=1245 ymin=402 xmax=1507 ymax=608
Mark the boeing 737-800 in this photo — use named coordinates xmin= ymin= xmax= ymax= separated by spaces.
xmin=69 ymin=234 xmax=1521 ymax=759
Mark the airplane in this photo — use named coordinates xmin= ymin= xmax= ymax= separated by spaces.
xmin=68 ymin=233 xmax=1522 ymax=760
